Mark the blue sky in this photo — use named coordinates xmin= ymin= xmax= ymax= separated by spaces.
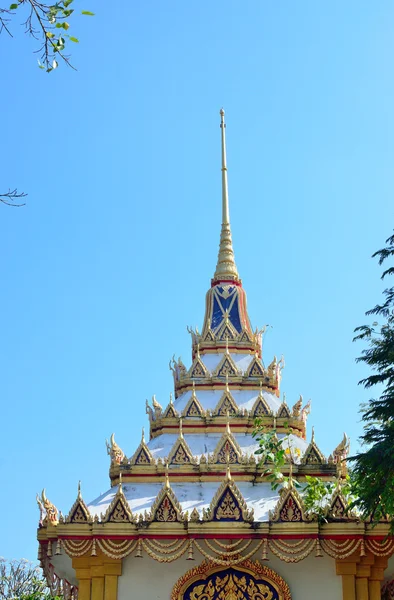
xmin=1 ymin=1 xmax=393 ymax=560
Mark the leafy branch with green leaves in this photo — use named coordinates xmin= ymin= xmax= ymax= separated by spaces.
xmin=0 ymin=0 xmax=94 ymax=72
xmin=253 ymin=419 xmax=354 ymax=523
xmin=348 ymin=232 xmax=394 ymax=531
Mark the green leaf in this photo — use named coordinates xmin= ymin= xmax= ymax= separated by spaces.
xmin=9 ymin=3 xmax=18 ymax=9
xmin=69 ymin=36 xmax=79 ymax=43
xmin=81 ymin=10 xmax=95 ymax=15
xmin=63 ymin=0 xmax=74 ymax=5
xmin=46 ymin=32 xmax=55 ymax=38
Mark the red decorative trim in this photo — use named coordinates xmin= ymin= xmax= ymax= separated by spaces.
xmin=56 ymin=532 xmax=383 ymax=541
xmin=211 ymin=279 xmax=243 ymax=287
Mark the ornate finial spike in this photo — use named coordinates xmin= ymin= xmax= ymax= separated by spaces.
xmin=283 ymin=392 xmax=286 ymax=404
xmin=226 ymin=410 xmax=231 ymax=434
xmin=118 ymin=472 xmax=123 ymax=490
xmin=179 ymin=417 xmax=183 ymax=439
xmin=259 ymin=380 xmax=263 ymax=397
xmin=141 ymin=427 xmax=145 ymax=443
xmin=225 ymin=372 xmax=229 ymax=392
xmin=311 ymin=426 xmax=315 ymax=443
xmin=192 ymin=380 xmax=196 ymax=396
xmin=169 ymin=392 xmax=173 ymax=405
xmin=225 ymin=337 xmax=229 ymax=354
xmin=164 ymin=462 xmax=170 ymax=489
xmin=196 ymin=343 xmax=200 ymax=358
xmin=78 ymin=480 xmax=81 ymax=499
xmin=225 ymin=453 xmax=232 ymax=481
xmin=214 ymin=109 xmax=239 ymax=282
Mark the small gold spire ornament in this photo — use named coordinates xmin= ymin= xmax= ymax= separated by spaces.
xmin=135 ymin=539 xmax=143 ymax=558
xmin=55 ymin=539 xmax=62 ymax=555
xmin=315 ymin=538 xmax=323 ymax=558
xmin=261 ymin=538 xmax=269 ymax=561
xmin=187 ymin=539 xmax=195 ymax=561
xmin=213 ymin=109 xmax=239 ymax=282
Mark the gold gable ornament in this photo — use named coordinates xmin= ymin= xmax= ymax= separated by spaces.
xmin=251 ymin=382 xmax=272 ymax=417
xmin=167 ymin=419 xmax=196 ymax=465
xmin=101 ymin=474 xmax=135 ymax=523
xmin=188 ymin=347 xmax=209 ymax=379
xmin=301 ymin=427 xmax=326 ymax=465
xmin=163 ymin=393 xmax=179 ymax=419
xmin=326 ymin=483 xmax=355 ymax=520
xmin=216 ymin=312 xmax=239 ymax=342
xmin=213 ymin=375 xmax=238 ymax=416
xmin=214 ymin=343 xmax=240 ymax=378
xmin=130 ymin=428 xmax=155 ymax=466
xmin=246 ymin=354 xmax=265 ymax=378
xmin=211 ymin=417 xmax=242 ymax=464
xmin=277 ymin=394 xmax=291 ymax=419
xmin=148 ymin=464 xmax=185 ymax=523
xmin=65 ymin=482 xmax=92 ymax=524
xmin=203 ymin=464 xmax=253 ymax=522
xmin=182 ymin=382 xmax=205 ymax=418
xmin=269 ymin=482 xmax=309 ymax=523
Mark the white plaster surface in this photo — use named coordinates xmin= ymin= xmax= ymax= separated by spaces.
xmin=118 ymin=545 xmax=342 ymax=600
xmin=147 ymin=432 xmax=308 ymax=462
xmin=87 ymin=481 xmax=281 ymax=521
xmin=200 ymin=352 xmax=254 ymax=373
xmin=173 ymin=388 xmax=282 ymax=414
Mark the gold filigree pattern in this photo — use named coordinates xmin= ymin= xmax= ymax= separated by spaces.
xmin=276 ymin=403 xmax=291 ymax=419
xmin=214 ymin=391 xmax=238 ymax=416
xmin=171 ymin=560 xmax=292 ymax=600
xmin=189 ymin=357 xmax=209 ymax=379
xmin=155 ymin=496 xmax=178 ymax=522
xmin=101 ymin=484 xmax=135 ymax=523
xmin=216 ymin=440 xmax=240 ymax=464
xmin=246 ymin=357 xmax=265 ymax=378
xmin=269 ymin=487 xmax=307 ymax=523
xmin=216 ymin=357 xmax=238 ymax=378
xmin=215 ymin=490 xmax=241 ymax=521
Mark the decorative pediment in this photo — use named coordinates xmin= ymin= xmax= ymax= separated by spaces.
xmin=277 ymin=401 xmax=291 ymax=419
xmin=246 ymin=357 xmax=265 ymax=378
xmin=251 ymin=388 xmax=271 ymax=417
xmin=189 ymin=356 xmax=209 ymax=379
xmin=213 ymin=389 xmax=238 ymax=416
xmin=149 ymin=479 xmax=185 ymax=523
xmin=211 ymin=428 xmax=242 ymax=464
xmin=167 ymin=429 xmax=195 ymax=465
xmin=101 ymin=483 xmax=135 ymax=523
xmin=182 ymin=385 xmax=205 ymax=418
xmin=239 ymin=329 xmax=252 ymax=343
xmin=302 ymin=429 xmax=326 ymax=465
xmin=214 ymin=352 xmax=240 ymax=378
xmin=66 ymin=485 xmax=92 ymax=524
xmin=327 ymin=490 xmax=353 ymax=520
xmin=269 ymin=486 xmax=307 ymax=523
xmin=203 ymin=471 xmax=253 ymax=522
xmin=130 ymin=430 xmax=155 ymax=466
xmin=203 ymin=328 xmax=215 ymax=342
xmin=216 ymin=318 xmax=238 ymax=342
xmin=163 ymin=394 xmax=179 ymax=418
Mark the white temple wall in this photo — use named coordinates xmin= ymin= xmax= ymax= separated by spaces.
xmin=118 ymin=547 xmax=342 ymax=600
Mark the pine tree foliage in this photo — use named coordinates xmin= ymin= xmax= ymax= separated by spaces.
xmin=350 ymin=232 xmax=394 ymax=526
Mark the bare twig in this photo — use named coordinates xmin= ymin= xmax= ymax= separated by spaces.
xmin=0 ymin=188 xmax=27 ymax=207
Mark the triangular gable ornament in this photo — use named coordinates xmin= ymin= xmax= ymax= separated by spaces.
xmin=167 ymin=420 xmax=196 ymax=465
xmin=66 ymin=483 xmax=92 ymax=524
xmin=182 ymin=382 xmax=205 ymax=418
xmin=214 ymin=346 xmax=240 ymax=378
xmin=130 ymin=429 xmax=155 ymax=466
xmin=246 ymin=355 xmax=265 ymax=378
xmin=203 ymin=467 xmax=253 ymax=523
xmin=251 ymin=383 xmax=272 ymax=417
xmin=189 ymin=353 xmax=209 ymax=379
xmin=163 ymin=393 xmax=179 ymax=419
xmin=277 ymin=395 xmax=291 ymax=419
xmin=203 ymin=327 xmax=216 ymax=342
xmin=148 ymin=466 xmax=185 ymax=523
xmin=301 ymin=428 xmax=326 ymax=465
xmin=327 ymin=487 xmax=354 ymax=520
xmin=239 ymin=328 xmax=252 ymax=343
xmin=214 ymin=378 xmax=238 ymax=416
xmin=101 ymin=477 xmax=135 ymax=524
xmin=269 ymin=485 xmax=308 ymax=523
xmin=216 ymin=318 xmax=238 ymax=342
xmin=211 ymin=420 xmax=242 ymax=464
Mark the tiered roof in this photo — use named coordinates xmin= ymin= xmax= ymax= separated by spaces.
xmin=37 ymin=112 xmax=394 ymax=596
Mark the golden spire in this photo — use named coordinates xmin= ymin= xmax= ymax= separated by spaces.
xmin=213 ymin=109 xmax=239 ymax=282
